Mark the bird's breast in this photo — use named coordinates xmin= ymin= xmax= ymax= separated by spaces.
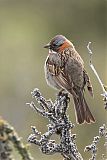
xmin=47 ymin=52 xmax=63 ymax=67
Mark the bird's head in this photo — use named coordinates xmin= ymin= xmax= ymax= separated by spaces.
xmin=44 ymin=35 xmax=73 ymax=52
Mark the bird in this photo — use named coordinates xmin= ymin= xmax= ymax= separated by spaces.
xmin=44 ymin=35 xmax=95 ymax=124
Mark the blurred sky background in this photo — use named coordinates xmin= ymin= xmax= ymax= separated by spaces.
xmin=0 ymin=0 xmax=106 ymax=159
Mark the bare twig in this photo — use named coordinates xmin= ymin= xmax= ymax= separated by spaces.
xmin=87 ymin=42 xmax=107 ymax=109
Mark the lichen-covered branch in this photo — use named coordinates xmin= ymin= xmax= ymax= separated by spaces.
xmin=87 ymin=42 xmax=107 ymax=109
xmin=84 ymin=124 xmax=107 ymax=160
xmin=0 ymin=117 xmax=33 ymax=160
xmin=27 ymin=88 xmax=83 ymax=160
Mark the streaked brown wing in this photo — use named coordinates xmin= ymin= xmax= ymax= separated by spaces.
xmin=83 ymin=69 xmax=94 ymax=97
xmin=46 ymin=57 xmax=61 ymax=76
xmin=46 ymin=63 xmax=61 ymax=76
xmin=54 ymin=67 xmax=74 ymax=93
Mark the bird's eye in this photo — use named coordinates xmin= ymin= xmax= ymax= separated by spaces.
xmin=53 ymin=43 xmax=57 ymax=47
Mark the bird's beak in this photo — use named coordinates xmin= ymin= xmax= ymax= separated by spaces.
xmin=44 ymin=43 xmax=51 ymax=49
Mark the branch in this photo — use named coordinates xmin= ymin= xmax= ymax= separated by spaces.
xmin=27 ymin=88 xmax=83 ymax=160
xmin=0 ymin=117 xmax=33 ymax=160
xmin=84 ymin=124 xmax=107 ymax=160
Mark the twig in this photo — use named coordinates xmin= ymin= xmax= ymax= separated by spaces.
xmin=27 ymin=88 xmax=83 ymax=160
xmin=84 ymin=124 xmax=107 ymax=160
xmin=87 ymin=42 xmax=107 ymax=109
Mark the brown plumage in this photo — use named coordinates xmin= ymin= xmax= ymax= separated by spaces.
xmin=44 ymin=35 xmax=95 ymax=124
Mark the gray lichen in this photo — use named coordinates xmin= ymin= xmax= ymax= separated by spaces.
xmin=0 ymin=117 xmax=33 ymax=160
xmin=27 ymin=88 xmax=83 ymax=160
xmin=84 ymin=124 xmax=107 ymax=160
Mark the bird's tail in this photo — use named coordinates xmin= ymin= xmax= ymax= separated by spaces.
xmin=71 ymin=90 xmax=95 ymax=124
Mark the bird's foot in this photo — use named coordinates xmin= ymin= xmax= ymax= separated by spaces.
xmin=57 ymin=90 xmax=70 ymax=102
xmin=57 ymin=89 xmax=65 ymax=96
